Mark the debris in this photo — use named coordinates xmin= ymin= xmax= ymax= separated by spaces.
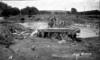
xmin=58 ymin=40 xmax=66 ymax=44
xmin=8 ymin=55 xmax=13 ymax=60
xmin=30 ymin=30 xmax=38 ymax=37
xmin=31 ymin=45 xmax=36 ymax=51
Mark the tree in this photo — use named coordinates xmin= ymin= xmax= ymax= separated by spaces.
xmin=0 ymin=2 xmax=8 ymax=10
xmin=10 ymin=8 xmax=20 ymax=16
xmin=71 ymin=8 xmax=77 ymax=14
xmin=0 ymin=2 xmax=20 ymax=17
xmin=0 ymin=2 xmax=8 ymax=16
xmin=1 ymin=7 xmax=20 ymax=17
xmin=21 ymin=6 xmax=39 ymax=15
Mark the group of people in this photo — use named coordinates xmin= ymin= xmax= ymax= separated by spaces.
xmin=48 ymin=16 xmax=66 ymax=28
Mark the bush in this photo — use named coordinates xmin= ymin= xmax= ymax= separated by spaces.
xmin=71 ymin=8 xmax=77 ymax=14
xmin=0 ymin=25 xmax=14 ymax=47
xmin=21 ymin=6 xmax=39 ymax=15
xmin=1 ymin=8 xmax=20 ymax=17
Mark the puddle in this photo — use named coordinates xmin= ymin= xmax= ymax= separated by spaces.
xmin=71 ymin=24 xmax=99 ymax=38
xmin=77 ymin=27 xmax=99 ymax=38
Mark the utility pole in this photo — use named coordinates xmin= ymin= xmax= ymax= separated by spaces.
xmin=64 ymin=8 xmax=66 ymax=15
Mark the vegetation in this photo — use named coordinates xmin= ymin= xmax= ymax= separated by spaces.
xmin=0 ymin=2 xmax=20 ymax=17
xmin=78 ymin=10 xmax=100 ymax=15
xmin=71 ymin=8 xmax=77 ymax=14
xmin=0 ymin=2 xmax=8 ymax=10
xmin=0 ymin=24 xmax=14 ymax=47
xmin=20 ymin=7 xmax=39 ymax=15
xmin=0 ymin=2 xmax=39 ymax=17
xmin=1 ymin=8 xmax=20 ymax=17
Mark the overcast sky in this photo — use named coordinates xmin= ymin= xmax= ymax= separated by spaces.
xmin=2 ymin=0 xmax=100 ymax=11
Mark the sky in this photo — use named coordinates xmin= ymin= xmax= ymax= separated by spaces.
xmin=1 ymin=0 xmax=100 ymax=11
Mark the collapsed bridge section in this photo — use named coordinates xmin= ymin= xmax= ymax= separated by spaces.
xmin=36 ymin=28 xmax=81 ymax=41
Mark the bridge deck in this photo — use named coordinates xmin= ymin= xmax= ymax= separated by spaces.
xmin=38 ymin=28 xmax=80 ymax=33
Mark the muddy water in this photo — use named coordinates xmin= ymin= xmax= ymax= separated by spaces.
xmin=77 ymin=27 xmax=99 ymax=38
xmin=19 ymin=21 xmax=49 ymax=36
xmin=19 ymin=21 xmax=49 ymax=29
xmin=71 ymin=24 xmax=99 ymax=38
xmin=19 ymin=22 xmax=99 ymax=38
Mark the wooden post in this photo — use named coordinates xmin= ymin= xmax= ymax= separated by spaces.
xmin=47 ymin=32 xmax=50 ymax=38
xmin=41 ymin=32 xmax=44 ymax=38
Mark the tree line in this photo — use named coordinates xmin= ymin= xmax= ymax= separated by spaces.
xmin=0 ymin=2 xmax=39 ymax=17
xmin=0 ymin=2 xmax=78 ymax=17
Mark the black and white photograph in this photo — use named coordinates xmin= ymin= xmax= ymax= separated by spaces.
xmin=0 ymin=0 xmax=100 ymax=60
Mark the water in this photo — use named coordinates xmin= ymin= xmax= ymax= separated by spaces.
xmin=19 ymin=21 xmax=49 ymax=29
xmin=19 ymin=22 xmax=99 ymax=38
xmin=77 ymin=27 xmax=99 ymax=38
xmin=72 ymin=24 xmax=99 ymax=38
